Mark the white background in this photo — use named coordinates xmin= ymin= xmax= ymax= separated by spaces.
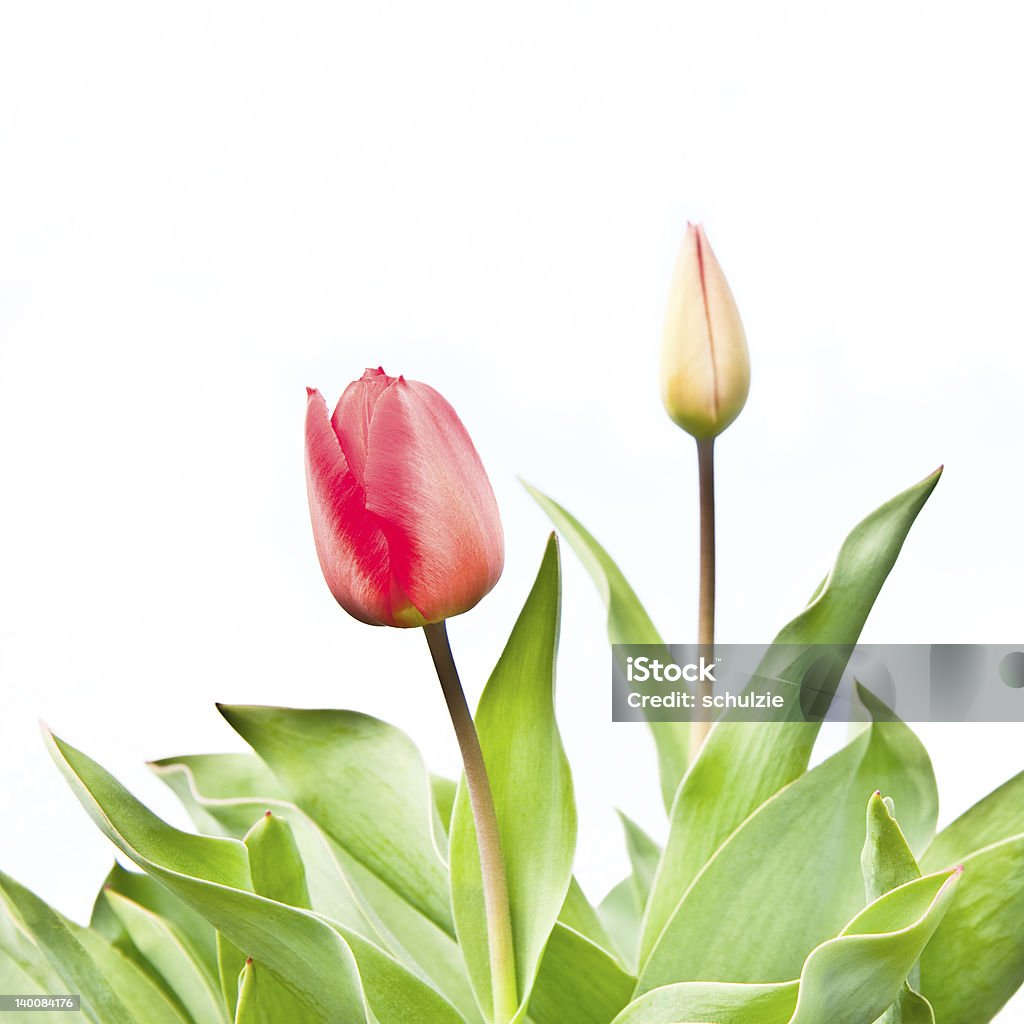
xmin=2 ymin=0 xmax=1023 ymax=1017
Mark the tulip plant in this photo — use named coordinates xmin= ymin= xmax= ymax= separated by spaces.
xmin=2 ymin=224 xmax=1024 ymax=1024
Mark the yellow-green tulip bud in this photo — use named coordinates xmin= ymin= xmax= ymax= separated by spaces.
xmin=660 ymin=222 xmax=750 ymax=439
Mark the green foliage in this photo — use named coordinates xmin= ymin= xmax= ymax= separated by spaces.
xmin=449 ymin=535 xmax=576 ymax=1020
xmin=860 ymin=792 xmax=932 ymax=1023
xmin=528 ymin=923 xmax=635 ymax=1023
xmin=3 ymin=470 xmax=1024 ymax=1024
xmin=637 ymin=708 xmax=937 ymax=993
xmin=918 ymin=774 xmax=1024 ymax=1024
xmin=215 ymin=704 xmax=451 ymax=932
xmin=612 ymin=868 xmax=959 ymax=1024
xmin=639 ymin=469 xmax=943 ymax=964
xmin=522 ymin=483 xmax=689 ymax=811
xmin=0 ymin=871 xmax=189 ymax=1024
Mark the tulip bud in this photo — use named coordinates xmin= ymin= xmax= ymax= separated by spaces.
xmin=305 ymin=368 xmax=504 ymax=628
xmin=660 ymin=223 xmax=750 ymax=438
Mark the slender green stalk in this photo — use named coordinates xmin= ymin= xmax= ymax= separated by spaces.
xmin=423 ymin=620 xmax=518 ymax=1024
xmin=691 ymin=437 xmax=716 ymax=760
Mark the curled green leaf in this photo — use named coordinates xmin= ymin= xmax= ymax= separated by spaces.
xmin=615 ymin=868 xmax=959 ymax=1024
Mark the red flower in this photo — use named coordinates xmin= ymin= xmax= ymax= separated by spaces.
xmin=305 ymin=368 xmax=504 ymax=627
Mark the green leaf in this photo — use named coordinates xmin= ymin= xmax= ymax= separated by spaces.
xmin=586 ymin=814 xmax=662 ymax=973
xmin=527 ymin=924 xmax=635 ymax=1024
xmin=335 ymin=926 xmax=467 ymax=1024
xmin=863 ymin=792 xmax=921 ymax=904
xmin=0 ymin=901 xmax=61 ymax=986
xmin=558 ymin=878 xmax=617 ymax=956
xmin=150 ymin=755 xmax=371 ymax=929
xmin=93 ymin=862 xmax=219 ymax=986
xmin=0 ymin=899 xmax=74 ymax=1024
xmin=613 ymin=981 xmax=797 ymax=1024
xmin=228 ymin=812 xmax=324 ymax=1024
xmin=918 ymin=771 xmax=1024 ymax=1023
xmin=640 ymin=469 xmax=942 ymax=963
xmin=450 ymin=534 xmax=576 ymax=1019
xmin=432 ymin=775 xmax=458 ymax=838
xmin=789 ymin=870 xmax=959 ymax=1024
xmin=0 ymin=961 xmax=73 ymax=1024
xmin=612 ymin=981 xmax=935 ymax=1024
xmin=218 ymin=934 xmax=249 ymax=1020
xmin=615 ymin=869 xmax=959 ymax=1024
xmin=861 ymin=792 xmax=932 ymax=1024
xmin=0 ymin=870 xmax=191 ymax=1024
xmin=234 ymin=958 xmax=320 ymax=1024
xmin=873 ymin=987 xmax=935 ymax=1024
xmin=922 ymin=769 xmax=1024 ymax=872
xmin=152 ymin=753 xmax=481 ymax=1024
xmin=244 ymin=813 xmax=311 ymax=910
xmin=920 ymin=832 xmax=1024 ymax=1023
xmin=216 ymin=706 xmax=451 ymax=935
xmin=639 ymin=708 xmax=937 ymax=991
xmin=598 ymin=877 xmax=643 ymax=971
xmin=523 ymin=482 xmax=688 ymax=811
xmin=104 ymin=890 xmax=227 ymax=1024
xmin=150 ymin=754 xmax=289 ymax=837
xmin=46 ymin=733 xmax=365 ymax=1020
xmin=332 ymin=853 xmax=482 ymax=1024
xmin=47 ymin=730 xmax=469 ymax=1024
xmin=212 ymin=810 xmax=315 ymax=1021
xmin=618 ymin=812 xmax=661 ymax=912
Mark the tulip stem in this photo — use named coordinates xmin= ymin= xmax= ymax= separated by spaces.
xmin=423 ymin=620 xmax=518 ymax=1024
xmin=692 ymin=437 xmax=716 ymax=760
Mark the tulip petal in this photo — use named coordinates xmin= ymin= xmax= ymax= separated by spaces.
xmin=662 ymin=224 xmax=718 ymax=426
xmin=304 ymin=389 xmax=396 ymax=626
xmin=362 ymin=379 xmax=504 ymax=624
xmin=696 ymin=225 xmax=750 ymax=428
xmin=331 ymin=367 xmax=393 ymax=487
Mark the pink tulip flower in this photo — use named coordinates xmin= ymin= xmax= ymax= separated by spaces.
xmin=305 ymin=368 xmax=504 ymax=627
